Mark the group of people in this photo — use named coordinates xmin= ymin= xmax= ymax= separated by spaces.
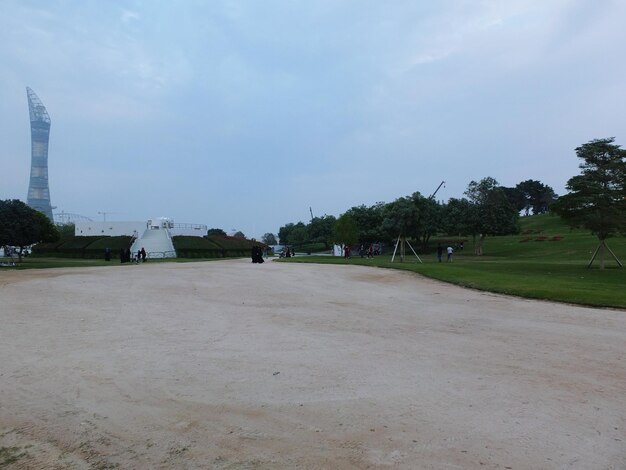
xmin=342 ymin=243 xmax=381 ymax=259
xmin=437 ymin=244 xmax=455 ymax=262
xmin=120 ymin=247 xmax=146 ymax=263
xmin=357 ymin=243 xmax=379 ymax=258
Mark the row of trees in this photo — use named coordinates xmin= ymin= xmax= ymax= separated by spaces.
xmin=277 ymin=215 xmax=337 ymax=250
xmin=276 ymin=137 xmax=625 ymax=265
xmin=1 ymin=139 xmax=622 ymax=268
xmin=207 ymin=228 xmax=247 ymax=239
xmin=278 ymin=176 xmax=531 ymax=255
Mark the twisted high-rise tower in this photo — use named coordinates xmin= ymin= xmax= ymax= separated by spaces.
xmin=26 ymin=87 xmax=53 ymax=220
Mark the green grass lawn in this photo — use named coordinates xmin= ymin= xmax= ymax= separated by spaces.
xmin=1 ymin=257 xmax=110 ymax=269
xmin=281 ymin=215 xmax=626 ymax=309
xmin=1 ymin=256 xmax=231 ymax=270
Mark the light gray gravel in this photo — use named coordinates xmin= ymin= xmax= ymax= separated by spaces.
xmin=1 ymin=259 xmax=625 ymax=469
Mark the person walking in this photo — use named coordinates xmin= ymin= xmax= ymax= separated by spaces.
xmin=447 ymin=245 xmax=453 ymax=262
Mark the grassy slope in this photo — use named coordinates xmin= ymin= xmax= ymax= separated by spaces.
xmin=283 ymin=214 xmax=626 ymax=309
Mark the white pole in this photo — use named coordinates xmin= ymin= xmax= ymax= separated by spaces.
xmin=406 ymin=239 xmax=423 ymax=263
xmin=391 ymin=234 xmax=401 ymax=262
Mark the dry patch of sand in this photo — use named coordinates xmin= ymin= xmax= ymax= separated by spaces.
xmin=1 ymin=259 xmax=624 ymax=469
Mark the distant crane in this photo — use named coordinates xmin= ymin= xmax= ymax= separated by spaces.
xmin=429 ymin=181 xmax=445 ymax=199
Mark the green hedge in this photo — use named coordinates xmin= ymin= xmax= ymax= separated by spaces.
xmin=33 ymin=239 xmax=67 ymax=252
xmin=33 ymin=234 xmax=266 ymax=260
xmin=33 ymin=236 xmax=104 ymax=258
xmin=172 ymin=236 xmax=222 ymax=250
xmin=83 ymin=236 xmax=134 ymax=258
xmin=172 ymin=236 xmax=225 ymax=258
xmin=57 ymin=236 xmax=103 ymax=250
xmin=173 ymin=235 xmax=265 ymax=258
xmin=33 ymin=236 xmax=133 ymax=259
xmin=207 ymin=235 xmax=264 ymax=250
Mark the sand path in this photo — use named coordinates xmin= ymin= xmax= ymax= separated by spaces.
xmin=1 ymin=259 xmax=624 ymax=469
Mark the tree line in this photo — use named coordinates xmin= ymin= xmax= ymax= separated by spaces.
xmin=276 ymin=138 xmax=625 ymax=263
xmin=277 ymin=178 xmax=556 ymax=256
xmin=1 ymin=138 xmax=623 ymax=267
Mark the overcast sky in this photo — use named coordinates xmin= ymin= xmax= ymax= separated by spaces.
xmin=1 ymin=1 xmax=625 ymax=238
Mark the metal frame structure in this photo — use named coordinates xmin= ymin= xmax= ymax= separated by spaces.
xmin=54 ymin=211 xmax=94 ymax=225
xmin=26 ymin=87 xmax=54 ymax=220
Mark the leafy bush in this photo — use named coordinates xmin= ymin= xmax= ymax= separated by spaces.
xmin=173 ymin=235 xmax=264 ymax=258
xmin=207 ymin=235 xmax=261 ymax=250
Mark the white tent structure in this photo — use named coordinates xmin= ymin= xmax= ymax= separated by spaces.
xmin=130 ymin=218 xmax=176 ymax=259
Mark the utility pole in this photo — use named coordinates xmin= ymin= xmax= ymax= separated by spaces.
xmin=309 ymin=207 xmax=314 ymax=221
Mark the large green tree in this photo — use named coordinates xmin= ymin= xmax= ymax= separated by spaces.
xmin=501 ymin=186 xmax=526 ymax=214
xmin=464 ymin=177 xmax=519 ymax=255
xmin=516 ymin=179 xmax=557 ymax=215
xmin=288 ymin=223 xmax=309 ymax=247
xmin=411 ymin=192 xmax=442 ymax=250
xmin=307 ymin=215 xmax=336 ymax=249
xmin=381 ymin=196 xmax=419 ymax=241
xmin=332 ymin=214 xmax=359 ymax=246
xmin=442 ymin=197 xmax=481 ymax=242
xmin=278 ymin=222 xmax=308 ymax=246
xmin=0 ymin=199 xmax=60 ymax=261
xmin=552 ymin=138 xmax=626 ymax=269
xmin=381 ymin=197 xmax=421 ymax=261
xmin=345 ymin=203 xmax=386 ymax=243
xmin=261 ymin=233 xmax=278 ymax=245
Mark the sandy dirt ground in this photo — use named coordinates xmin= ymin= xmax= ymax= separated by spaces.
xmin=0 ymin=259 xmax=625 ymax=469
